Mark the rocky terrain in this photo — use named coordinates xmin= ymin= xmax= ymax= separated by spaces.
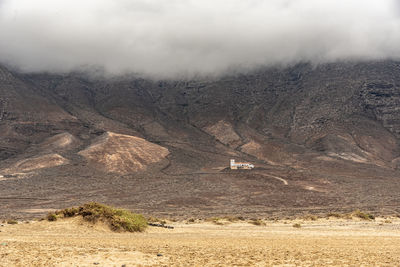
xmin=1 ymin=61 xmax=400 ymax=219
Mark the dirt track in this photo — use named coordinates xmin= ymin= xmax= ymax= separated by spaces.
xmin=1 ymin=217 xmax=400 ymax=266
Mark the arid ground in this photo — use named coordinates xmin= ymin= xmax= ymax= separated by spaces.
xmin=1 ymin=217 xmax=400 ymax=266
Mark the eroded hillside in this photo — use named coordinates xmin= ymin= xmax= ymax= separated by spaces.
xmin=1 ymin=61 xmax=400 ymax=218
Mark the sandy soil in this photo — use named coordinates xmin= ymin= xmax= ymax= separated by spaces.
xmin=1 ymin=217 xmax=400 ymax=266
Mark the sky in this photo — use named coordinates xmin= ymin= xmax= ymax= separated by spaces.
xmin=0 ymin=0 xmax=400 ymax=78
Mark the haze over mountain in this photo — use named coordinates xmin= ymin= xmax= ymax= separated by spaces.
xmin=1 ymin=0 xmax=400 ymax=78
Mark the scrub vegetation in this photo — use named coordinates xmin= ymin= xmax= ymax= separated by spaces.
xmin=46 ymin=202 xmax=147 ymax=232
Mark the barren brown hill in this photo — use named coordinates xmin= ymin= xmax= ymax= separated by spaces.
xmin=78 ymin=132 xmax=169 ymax=174
xmin=1 ymin=61 xmax=400 ymax=219
xmin=3 ymin=153 xmax=69 ymax=174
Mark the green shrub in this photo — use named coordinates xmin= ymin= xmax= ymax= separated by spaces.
xmin=47 ymin=202 xmax=147 ymax=232
xmin=7 ymin=219 xmax=18 ymax=225
xmin=110 ymin=208 xmax=147 ymax=232
xmin=80 ymin=202 xmax=147 ymax=232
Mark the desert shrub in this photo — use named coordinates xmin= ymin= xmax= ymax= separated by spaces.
xmin=302 ymin=214 xmax=317 ymax=221
xmin=108 ymin=208 xmax=147 ymax=232
xmin=47 ymin=202 xmax=147 ymax=232
xmin=223 ymin=216 xmax=237 ymax=222
xmin=61 ymin=207 xmax=79 ymax=218
xmin=7 ymin=219 xmax=18 ymax=225
xmin=226 ymin=216 xmax=248 ymax=222
xmin=249 ymin=219 xmax=265 ymax=226
xmin=204 ymin=216 xmax=243 ymax=224
xmin=352 ymin=210 xmax=375 ymax=220
xmin=46 ymin=213 xmax=58 ymax=221
xmin=327 ymin=212 xmax=343 ymax=218
xmin=293 ymin=223 xmax=301 ymax=228
xmin=80 ymin=202 xmax=147 ymax=232
xmin=207 ymin=217 xmax=225 ymax=225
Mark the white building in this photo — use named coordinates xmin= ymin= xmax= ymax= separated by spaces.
xmin=230 ymin=159 xmax=254 ymax=170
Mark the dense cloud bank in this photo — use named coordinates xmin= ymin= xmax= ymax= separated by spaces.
xmin=0 ymin=0 xmax=400 ymax=78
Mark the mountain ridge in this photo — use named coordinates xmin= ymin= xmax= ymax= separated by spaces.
xmin=1 ymin=61 xmax=400 ymax=218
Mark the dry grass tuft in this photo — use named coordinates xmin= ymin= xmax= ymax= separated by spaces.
xmin=326 ymin=212 xmax=343 ymax=218
xmin=147 ymin=216 xmax=167 ymax=225
xmin=301 ymin=214 xmax=318 ymax=221
xmin=249 ymin=219 xmax=266 ymax=226
xmin=351 ymin=210 xmax=375 ymax=220
xmin=205 ymin=216 xmax=245 ymax=225
xmin=206 ymin=217 xmax=226 ymax=225
xmin=325 ymin=210 xmax=375 ymax=220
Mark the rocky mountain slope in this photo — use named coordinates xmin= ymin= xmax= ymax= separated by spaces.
xmin=1 ymin=61 xmax=400 ymax=218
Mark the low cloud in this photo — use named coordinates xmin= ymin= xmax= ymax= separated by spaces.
xmin=0 ymin=0 xmax=400 ymax=78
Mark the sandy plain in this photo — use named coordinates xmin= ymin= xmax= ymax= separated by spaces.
xmin=1 ymin=217 xmax=400 ymax=267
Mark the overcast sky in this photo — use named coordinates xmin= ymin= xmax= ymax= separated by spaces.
xmin=0 ymin=0 xmax=400 ymax=78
